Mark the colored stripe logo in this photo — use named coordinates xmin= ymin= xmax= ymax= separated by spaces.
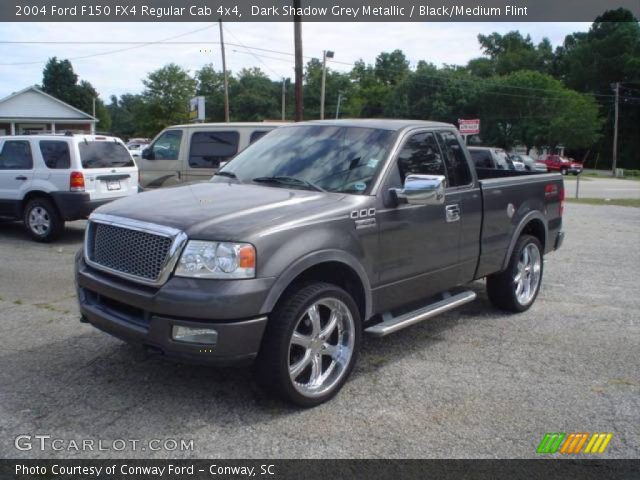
xmin=537 ymin=433 xmax=612 ymax=454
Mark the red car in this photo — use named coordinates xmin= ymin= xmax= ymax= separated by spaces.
xmin=543 ymin=155 xmax=583 ymax=175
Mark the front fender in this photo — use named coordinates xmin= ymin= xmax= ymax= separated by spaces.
xmin=259 ymin=249 xmax=373 ymax=320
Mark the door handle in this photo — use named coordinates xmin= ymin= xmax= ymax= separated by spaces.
xmin=15 ymin=175 xmax=28 ymax=181
xmin=445 ymin=204 xmax=461 ymax=223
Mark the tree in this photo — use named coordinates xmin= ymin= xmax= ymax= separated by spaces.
xmin=107 ymin=94 xmax=144 ymax=138
xmin=136 ymin=64 xmax=196 ymax=136
xmin=229 ymin=67 xmax=279 ymax=121
xmin=42 ymin=57 xmax=78 ymax=106
xmin=478 ymin=71 xmax=601 ymax=152
xmin=474 ymin=31 xmax=555 ymax=76
xmin=195 ymin=64 xmax=232 ymax=122
xmin=303 ymin=59 xmax=353 ymax=119
xmin=41 ymin=57 xmax=110 ymax=130
xmin=553 ymin=8 xmax=640 ymax=168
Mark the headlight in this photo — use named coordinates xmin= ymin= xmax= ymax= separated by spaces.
xmin=175 ymin=241 xmax=256 ymax=279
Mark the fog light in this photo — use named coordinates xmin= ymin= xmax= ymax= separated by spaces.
xmin=172 ymin=326 xmax=218 ymax=345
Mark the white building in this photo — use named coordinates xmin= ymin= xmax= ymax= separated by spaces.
xmin=0 ymin=85 xmax=97 ymax=135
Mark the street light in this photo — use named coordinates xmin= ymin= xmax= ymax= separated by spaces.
xmin=320 ymin=50 xmax=334 ymax=120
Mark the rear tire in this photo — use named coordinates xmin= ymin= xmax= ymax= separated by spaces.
xmin=23 ymin=198 xmax=64 ymax=242
xmin=561 ymin=168 xmax=568 ymax=175
xmin=255 ymin=282 xmax=361 ymax=407
xmin=487 ymin=235 xmax=543 ymax=312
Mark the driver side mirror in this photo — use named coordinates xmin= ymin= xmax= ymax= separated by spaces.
xmin=391 ymin=174 xmax=446 ymax=206
xmin=141 ymin=147 xmax=154 ymax=160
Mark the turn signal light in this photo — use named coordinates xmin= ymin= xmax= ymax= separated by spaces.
xmin=70 ymin=171 xmax=85 ymax=192
xmin=238 ymin=245 xmax=256 ymax=269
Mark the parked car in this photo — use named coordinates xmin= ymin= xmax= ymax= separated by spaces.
xmin=468 ymin=146 xmax=512 ymax=170
xmin=543 ymin=154 xmax=582 ymax=175
xmin=126 ymin=141 xmax=149 ymax=159
xmin=509 ymin=153 xmax=548 ymax=173
xmin=75 ymin=120 xmax=564 ymax=406
xmin=0 ymin=133 xmax=138 ymax=241
xmin=138 ymin=123 xmax=281 ymax=189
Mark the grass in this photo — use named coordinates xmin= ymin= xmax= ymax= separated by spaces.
xmin=566 ymin=198 xmax=640 ymax=208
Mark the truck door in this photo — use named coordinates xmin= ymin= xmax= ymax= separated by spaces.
xmin=437 ymin=130 xmax=482 ymax=284
xmin=139 ymin=129 xmax=184 ymax=189
xmin=0 ymin=139 xmax=34 ymax=217
xmin=375 ymin=130 xmax=461 ymax=311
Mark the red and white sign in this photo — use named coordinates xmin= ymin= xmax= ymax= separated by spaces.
xmin=458 ymin=119 xmax=480 ymax=135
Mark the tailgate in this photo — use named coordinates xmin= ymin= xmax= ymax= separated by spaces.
xmin=85 ymin=167 xmax=139 ymax=200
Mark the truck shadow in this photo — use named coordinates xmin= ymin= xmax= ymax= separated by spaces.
xmin=0 ymin=281 xmax=515 ymax=450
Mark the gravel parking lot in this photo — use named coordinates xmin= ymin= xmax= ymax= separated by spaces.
xmin=0 ymin=203 xmax=638 ymax=459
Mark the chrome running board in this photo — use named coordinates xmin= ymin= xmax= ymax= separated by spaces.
xmin=365 ymin=290 xmax=477 ymax=337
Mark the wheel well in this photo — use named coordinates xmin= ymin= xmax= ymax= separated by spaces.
xmin=20 ymin=191 xmax=58 ymax=217
xmin=281 ymin=261 xmax=367 ymax=321
xmin=521 ymin=219 xmax=546 ymax=250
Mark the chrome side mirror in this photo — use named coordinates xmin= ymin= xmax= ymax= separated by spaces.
xmin=394 ymin=174 xmax=446 ymax=206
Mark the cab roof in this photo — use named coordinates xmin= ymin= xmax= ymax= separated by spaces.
xmin=298 ymin=119 xmax=455 ymax=131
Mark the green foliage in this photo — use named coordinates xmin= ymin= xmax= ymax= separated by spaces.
xmin=137 ymin=64 xmax=197 ymax=136
xmin=41 ymin=57 xmax=110 ymax=130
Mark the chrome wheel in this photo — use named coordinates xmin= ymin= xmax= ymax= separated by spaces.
xmin=288 ymin=298 xmax=355 ymax=398
xmin=514 ymin=243 xmax=541 ymax=305
xmin=28 ymin=206 xmax=51 ymax=235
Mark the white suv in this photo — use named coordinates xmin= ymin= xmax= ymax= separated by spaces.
xmin=0 ymin=134 xmax=139 ymax=242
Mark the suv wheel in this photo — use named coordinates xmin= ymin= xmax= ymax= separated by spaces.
xmin=24 ymin=198 xmax=64 ymax=242
xmin=561 ymin=168 xmax=568 ymax=175
xmin=256 ymin=282 xmax=361 ymax=407
xmin=487 ymin=234 xmax=543 ymax=312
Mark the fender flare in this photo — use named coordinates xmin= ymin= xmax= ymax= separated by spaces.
xmin=501 ymin=211 xmax=548 ymax=271
xmin=260 ymin=249 xmax=373 ymax=320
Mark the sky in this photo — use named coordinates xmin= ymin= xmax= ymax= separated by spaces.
xmin=0 ymin=22 xmax=591 ymax=101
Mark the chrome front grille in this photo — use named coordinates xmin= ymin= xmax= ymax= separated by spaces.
xmin=85 ymin=213 xmax=187 ymax=286
xmin=92 ymin=223 xmax=172 ymax=281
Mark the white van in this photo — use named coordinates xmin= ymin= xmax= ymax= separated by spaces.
xmin=138 ymin=122 xmax=281 ymax=189
xmin=0 ymin=133 xmax=138 ymax=242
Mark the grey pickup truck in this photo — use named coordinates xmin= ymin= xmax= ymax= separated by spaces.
xmin=75 ymin=120 xmax=565 ymax=406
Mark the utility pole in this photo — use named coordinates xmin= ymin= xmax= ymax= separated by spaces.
xmin=335 ymin=92 xmax=343 ymax=119
xmin=612 ymin=82 xmax=619 ymax=176
xmin=293 ymin=2 xmax=303 ymax=121
xmin=281 ymin=78 xmax=286 ymax=121
xmin=320 ymin=50 xmax=334 ymax=119
xmin=219 ymin=19 xmax=230 ymax=123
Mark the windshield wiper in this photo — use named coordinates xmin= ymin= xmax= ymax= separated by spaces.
xmin=214 ymin=171 xmax=241 ymax=182
xmin=252 ymin=176 xmax=326 ymax=192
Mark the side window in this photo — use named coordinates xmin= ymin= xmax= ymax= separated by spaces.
xmin=438 ymin=132 xmax=472 ymax=186
xmin=396 ymin=132 xmax=445 ymax=182
xmin=249 ymin=130 xmax=270 ymax=144
xmin=150 ymin=130 xmax=183 ymax=160
xmin=0 ymin=140 xmax=33 ymax=170
xmin=39 ymin=141 xmax=71 ymax=169
xmin=189 ymin=131 xmax=239 ymax=168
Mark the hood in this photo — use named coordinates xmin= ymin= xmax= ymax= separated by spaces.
xmin=95 ymin=181 xmax=354 ymax=240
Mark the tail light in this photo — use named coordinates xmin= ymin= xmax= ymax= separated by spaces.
xmin=559 ymin=184 xmax=565 ymax=216
xmin=545 ymin=183 xmax=564 ymax=216
xmin=70 ymin=171 xmax=85 ymax=192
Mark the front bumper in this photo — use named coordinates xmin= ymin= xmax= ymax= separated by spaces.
xmin=75 ymin=253 xmax=273 ymax=365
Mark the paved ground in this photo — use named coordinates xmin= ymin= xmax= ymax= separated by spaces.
xmin=0 ymin=203 xmax=638 ymax=459
xmin=563 ymin=175 xmax=640 ymax=199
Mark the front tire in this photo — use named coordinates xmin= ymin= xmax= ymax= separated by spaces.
xmin=255 ymin=282 xmax=361 ymax=407
xmin=487 ymin=235 xmax=543 ymax=312
xmin=561 ymin=168 xmax=568 ymax=175
xmin=23 ymin=198 xmax=64 ymax=242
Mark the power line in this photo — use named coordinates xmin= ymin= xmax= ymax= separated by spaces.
xmin=0 ymin=26 xmax=215 ymax=66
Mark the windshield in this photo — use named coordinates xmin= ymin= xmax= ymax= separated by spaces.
xmin=79 ymin=141 xmax=135 ymax=169
xmin=213 ymin=125 xmax=395 ymax=194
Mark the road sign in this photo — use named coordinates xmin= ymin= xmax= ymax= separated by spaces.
xmin=459 ymin=119 xmax=480 ymax=135
xmin=189 ymin=96 xmax=205 ymax=122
